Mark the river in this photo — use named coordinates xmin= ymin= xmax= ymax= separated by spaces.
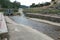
xmin=9 ymin=9 xmax=60 ymax=40
xmin=10 ymin=15 xmax=60 ymax=40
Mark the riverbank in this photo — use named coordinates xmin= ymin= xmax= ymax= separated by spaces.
xmin=5 ymin=16 xmax=54 ymax=40
xmin=25 ymin=13 xmax=60 ymax=23
xmin=29 ymin=18 xmax=60 ymax=26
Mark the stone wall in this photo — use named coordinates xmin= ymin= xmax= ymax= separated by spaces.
xmin=25 ymin=13 xmax=60 ymax=23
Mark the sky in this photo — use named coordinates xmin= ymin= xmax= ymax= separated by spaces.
xmin=10 ymin=0 xmax=51 ymax=6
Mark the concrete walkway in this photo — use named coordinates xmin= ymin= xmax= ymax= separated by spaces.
xmin=5 ymin=16 xmax=54 ymax=40
xmin=0 ymin=13 xmax=8 ymax=40
xmin=0 ymin=13 xmax=8 ymax=34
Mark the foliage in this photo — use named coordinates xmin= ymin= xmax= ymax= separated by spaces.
xmin=0 ymin=0 xmax=20 ymax=9
xmin=12 ymin=1 xmax=21 ymax=9
xmin=43 ymin=2 xmax=50 ymax=6
xmin=52 ymin=0 xmax=55 ymax=2
xmin=30 ymin=3 xmax=36 ymax=8
xmin=23 ymin=8 xmax=60 ymax=15
xmin=30 ymin=2 xmax=51 ymax=8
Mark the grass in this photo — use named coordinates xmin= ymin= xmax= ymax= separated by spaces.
xmin=23 ymin=8 xmax=60 ymax=15
xmin=13 ymin=12 xmax=21 ymax=16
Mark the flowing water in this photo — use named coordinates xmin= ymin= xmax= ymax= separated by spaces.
xmin=10 ymin=9 xmax=60 ymax=40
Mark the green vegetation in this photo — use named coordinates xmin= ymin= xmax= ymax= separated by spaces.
xmin=12 ymin=12 xmax=21 ymax=16
xmin=0 ymin=0 xmax=20 ymax=9
xmin=23 ymin=8 xmax=60 ymax=14
xmin=0 ymin=0 xmax=21 ymax=12
xmin=23 ymin=0 xmax=60 ymax=15
xmin=30 ymin=2 xmax=51 ymax=8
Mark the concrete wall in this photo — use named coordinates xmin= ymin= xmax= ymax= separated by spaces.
xmin=0 ymin=13 xmax=9 ymax=40
xmin=25 ymin=13 xmax=60 ymax=23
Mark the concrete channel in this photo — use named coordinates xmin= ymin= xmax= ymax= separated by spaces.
xmin=25 ymin=13 xmax=60 ymax=23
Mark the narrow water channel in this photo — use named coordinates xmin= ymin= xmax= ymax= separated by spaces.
xmin=10 ymin=9 xmax=60 ymax=40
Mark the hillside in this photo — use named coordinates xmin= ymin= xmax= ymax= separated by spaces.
xmin=23 ymin=0 xmax=60 ymax=15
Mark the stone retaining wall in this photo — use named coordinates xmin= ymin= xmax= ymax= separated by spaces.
xmin=25 ymin=13 xmax=60 ymax=23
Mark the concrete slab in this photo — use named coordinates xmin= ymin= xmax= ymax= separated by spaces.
xmin=0 ymin=13 xmax=8 ymax=34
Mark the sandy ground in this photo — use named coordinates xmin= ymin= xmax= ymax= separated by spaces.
xmin=5 ymin=16 xmax=54 ymax=40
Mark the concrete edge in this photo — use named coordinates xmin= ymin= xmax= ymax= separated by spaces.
xmin=0 ymin=13 xmax=8 ymax=34
xmin=29 ymin=18 xmax=60 ymax=26
xmin=5 ymin=16 xmax=54 ymax=40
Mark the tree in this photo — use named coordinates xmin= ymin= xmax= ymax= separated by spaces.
xmin=43 ymin=2 xmax=51 ymax=6
xmin=30 ymin=3 xmax=45 ymax=7
xmin=30 ymin=2 xmax=51 ymax=8
xmin=40 ymin=4 xmax=44 ymax=7
xmin=0 ymin=0 xmax=21 ymax=8
xmin=0 ymin=0 xmax=10 ymax=8
xmin=30 ymin=3 xmax=35 ymax=7
xmin=52 ymin=0 xmax=55 ymax=2
xmin=12 ymin=1 xmax=21 ymax=9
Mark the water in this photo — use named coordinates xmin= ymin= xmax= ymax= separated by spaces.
xmin=10 ymin=9 xmax=60 ymax=40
